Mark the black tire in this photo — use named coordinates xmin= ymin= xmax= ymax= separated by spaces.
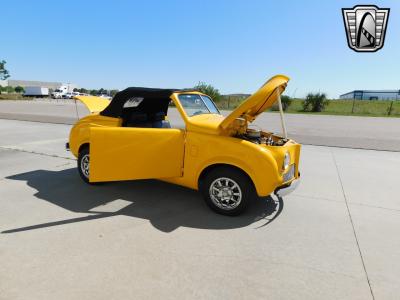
xmin=201 ymin=166 xmax=256 ymax=216
xmin=77 ymin=146 xmax=97 ymax=185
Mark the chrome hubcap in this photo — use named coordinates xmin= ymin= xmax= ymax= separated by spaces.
xmin=209 ymin=177 xmax=242 ymax=210
xmin=81 ymin=154 xmax=90 ymax=179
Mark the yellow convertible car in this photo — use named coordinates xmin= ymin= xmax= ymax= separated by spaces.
xmin=68 ymin=75 xmax=300 ymax=215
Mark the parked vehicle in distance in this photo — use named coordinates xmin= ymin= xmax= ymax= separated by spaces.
xmin=62 ymin=92 xmax=74 ymax=99
xmin=98 ymin=94 xmax=112 ymax=100
xmin=24 ymin=86 xmax=49 ymax=97
xmin=51 ymin=84 xmax=74 ymax=99
xmin=68 ymin=75 xmax=301 ymax=215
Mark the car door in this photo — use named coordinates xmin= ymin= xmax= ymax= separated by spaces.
xmin=89 ymin=127 xmax=185 ymax=182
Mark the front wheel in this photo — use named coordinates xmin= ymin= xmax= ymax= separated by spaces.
xmin=201 ymin=167 xmax=255 ymax=216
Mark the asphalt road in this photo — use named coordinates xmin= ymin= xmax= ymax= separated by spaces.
xmin=0 ymin=99 xmax=400 ymax=151
xmin=0 ymin=119 xmax=399 ymax=299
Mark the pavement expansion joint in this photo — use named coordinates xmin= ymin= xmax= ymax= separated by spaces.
xmin=331 ymin=149 xmax=375 ymax=300
xmin=0 ymin=146 xmax=75 ymax=161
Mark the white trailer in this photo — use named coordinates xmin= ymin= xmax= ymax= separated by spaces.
xmin=24 ymin=86 xmax=49 ymax=97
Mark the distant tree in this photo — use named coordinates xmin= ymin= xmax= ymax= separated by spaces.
xmin=77 ymin=88 xmax=88 ymax=94
xmin=0 ymin=60 xmax=10 ymax=80
xmin=89 ymin=89 xmax=98 ymax=96
xmin=280 ymin=95 xmax=292 ymax=111
xmin=6 ymin=86 xmax=15 ymax=93
xmin=73 ymin=88 xmax=79 ymax=92
xmin=194 ymin=82 xmax=222 ymax=102
xmin=303 ymin=92 xmax=329 ymax=112
xmin=110 ymin=89 xmax=119 ymax=97
xmin=14 ymin=86 xmax=24 ymax=93
xmin=98 ymin=88 xmax=107 ymax=95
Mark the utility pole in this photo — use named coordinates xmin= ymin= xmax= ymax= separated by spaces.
xmin=351 ymin=97 xmax=356 ymax=114
xmin=388 ymin=101 xmax=394 ymax=116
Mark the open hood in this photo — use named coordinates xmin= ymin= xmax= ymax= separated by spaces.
xmin=219 ymin=75 xmax=289 ymax=130
xmin=74 ymin=96 xmax=111 ymax=113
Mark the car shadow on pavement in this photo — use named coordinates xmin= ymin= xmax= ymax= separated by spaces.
xmin=3 ymin=168 xmax=284 ymax=233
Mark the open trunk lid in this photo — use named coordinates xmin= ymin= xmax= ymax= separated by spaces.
xmin=73 ymin=96 xmax=111 ymax=114
xmin=219 ymin=75 xmax=289 ymax=130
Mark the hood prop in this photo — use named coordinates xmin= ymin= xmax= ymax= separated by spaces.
xmin=277 ymin=91 xmax=288 ymax=139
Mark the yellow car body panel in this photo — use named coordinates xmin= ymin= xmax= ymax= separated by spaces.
xmin=220 ymin=75 xmax=289 ymax=132
xmin=163 ymin=132 xmax=277 ymax=195
xmin=74 ymin=95 xmax=111 ymax=113
xmin=69 ymin=114 xmax=121 ymax=157
xmin=69 ymin=75 xmax=301 ymax=197
xmin=89 ymin=127 xmax=185 ymax=182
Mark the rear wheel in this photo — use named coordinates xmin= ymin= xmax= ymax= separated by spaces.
xmin=201 ymin=166 xmax=255 ymax=216
xmin=77 ymin=146 xmax=96 ymax=185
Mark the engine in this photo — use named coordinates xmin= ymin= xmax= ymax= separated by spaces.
xmin=237 ymin=128 xmax=287 ymax=146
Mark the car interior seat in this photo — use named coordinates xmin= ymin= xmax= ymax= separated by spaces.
xmin=124 ymin=112 xmax=152 ymax=127
xmin=123 ymin=111 xmax=171 ymax=128
xmin=151 ymin=112 xmax=171 ymax=128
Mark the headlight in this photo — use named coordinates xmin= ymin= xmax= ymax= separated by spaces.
xmin=283 ymin=152 xmax=291 ymax=170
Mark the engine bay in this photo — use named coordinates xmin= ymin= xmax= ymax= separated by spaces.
xmin=237 ymin=128 xmax=287 ymax=146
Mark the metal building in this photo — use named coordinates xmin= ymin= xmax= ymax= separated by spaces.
xmin=0 ymin=79 xmax=78 ymax=91
xmin=340 ymin=90 xmax=400 ymax=100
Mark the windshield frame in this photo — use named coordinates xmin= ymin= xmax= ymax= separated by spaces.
xmin=177 ymin=93 xmax=220 ymax=117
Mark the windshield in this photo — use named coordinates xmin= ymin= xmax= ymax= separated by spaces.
xmin=178 ymin=94 xmax=220 ymax=117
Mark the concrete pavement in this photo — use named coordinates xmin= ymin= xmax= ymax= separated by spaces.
xmin=0 ymin=100 xmax=399 ymax=151
xmin=0 ymin=119 xmax=399 ymax=299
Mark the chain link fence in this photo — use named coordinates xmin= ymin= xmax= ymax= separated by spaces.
xmin=270 ymin=99 xmax=400 ymax=117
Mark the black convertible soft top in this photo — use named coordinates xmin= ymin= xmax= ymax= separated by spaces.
xmin=100 ymin=87 xmax=195 ymax=117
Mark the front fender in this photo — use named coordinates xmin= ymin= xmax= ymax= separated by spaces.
xmin=186 ymin=133 xmax=281 ymax=196
xmin=200 ymin=147 xmax=280 ymax=196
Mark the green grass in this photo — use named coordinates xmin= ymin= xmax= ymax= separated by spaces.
xmin=216 ymin=96 xmax=400 ymax=118
xmin=286 ymin=99 xmax=400 ymax=117
xmin=0 ymin=93 xmax=31 ymax=100
xmin=216 ymin=95 xmax=247 ymax=110
xmin=1 ymin=93 xmax=399 ymax=118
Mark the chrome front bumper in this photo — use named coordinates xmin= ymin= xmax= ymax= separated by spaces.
xmin=274 ymin=177 xmax=300 ymax=197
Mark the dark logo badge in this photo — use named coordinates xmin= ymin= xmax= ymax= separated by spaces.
xmin=342 ymin=5 xmax=390 ymax=52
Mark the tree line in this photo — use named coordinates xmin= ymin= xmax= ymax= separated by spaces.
xmin=73 ymin=88 xmax=120 ymax=97
xmin=0 ymin=86 xmax=25 ymax=93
